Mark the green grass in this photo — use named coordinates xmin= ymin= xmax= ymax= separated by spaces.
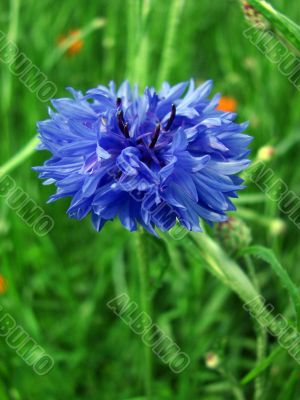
xmin=1 ymin=0 xmax=300 ymax=399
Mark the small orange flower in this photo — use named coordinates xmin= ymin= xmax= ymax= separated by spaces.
xmin=0 ymin=275 xmax=7 ymax=294
xmin=217 ymin=96 xmax=237 ymax=113
xmin=58 ymin=29 xmax=84 ymax=56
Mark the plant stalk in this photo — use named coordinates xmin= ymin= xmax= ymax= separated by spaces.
xmin=244 ymin=255 xmax=267 ymax=400
xmin=135 ymin=229 xmax=152 ymax=399
xmin=0 ymin=136 xmax=39 ymax=178
xmin=156 ymin=0 xmax=186 ymax=87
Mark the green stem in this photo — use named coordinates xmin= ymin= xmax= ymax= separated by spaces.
xmin=156 ymin=0 xmax=186 ymax=87
xmin=2 ymin=0 xmax=21 ymax=159
xmin=0 ymin=136 xmax=39 ymax=178
xmin=2 ymin=0 xmax=20 ymax=111
xmin=244 ymin=255 xmax=267 ymax=400
xmin=244 ymin=255 xmax=259 ymax=291
xmin=188 ymin=233 xmax=261 ymax=305
xmin=135 ymin=229 xmax=152 ymax=399
xmin=254 ymin=328 xmax=267 ymax=400
xmin=131 ymin=0 xmax=152 ymax=88
xmin=127 ymin=0 xmax=141 ymax=85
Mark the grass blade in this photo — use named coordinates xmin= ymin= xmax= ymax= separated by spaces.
xmin=241 ymin=345 xmax=282 ymax=385
xmin=240 ymin=246 xmax=300 ymax=328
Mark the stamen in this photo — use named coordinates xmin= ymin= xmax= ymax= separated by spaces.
xmin=116 ymin=97 xmax=122 ymax=107
xmin=165 ymin=104 xmax=176 ymax=131
xmin=117 ymin=110 xmax=125 ymax=133
xmin=124 ymin=122 xmax=130 ymax=138
xmin=117 ymin=110 xmax=130 ymax=138
xmin=149 ymin=123 xmax=161 ymax=149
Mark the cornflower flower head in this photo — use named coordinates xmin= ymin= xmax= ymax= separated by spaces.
xmin=34 ymin=80 xmax=252 ymax=235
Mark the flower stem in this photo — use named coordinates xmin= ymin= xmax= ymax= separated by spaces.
xmin=156 ymin=0 xmax=186 ymax=87
xmin=1 ymin=0 xmax=21 ymax=159
xmin=0 ymin=136 xmax=40 ymax=178
xmin=188 ymin=232 xmax=261 ymax=305
xmin=128 ymin=0 xmax=152 ymax=88
xmin=244 ymin=255 xmax=267 ymax=400
xmin=127 ymin=0 xmax=141 ymax=84
xmin=135 ymin=229 xmax=152 ymax=399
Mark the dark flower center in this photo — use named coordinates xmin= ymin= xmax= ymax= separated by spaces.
xmin=116 ymin=98 xmax=176 ymax=149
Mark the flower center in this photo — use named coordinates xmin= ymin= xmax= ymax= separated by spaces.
xmin=116 ymin=98 xmax=176 ymax=151
xmin=116 ymin=108 xmax=130 ymax=139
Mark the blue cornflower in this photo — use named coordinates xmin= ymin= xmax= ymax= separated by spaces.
xmin=34 ymin=80 xmax=252 ymax=235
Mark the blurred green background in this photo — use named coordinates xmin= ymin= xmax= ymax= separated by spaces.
xmin=1 ymin=0 xmax=300 ymax=399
